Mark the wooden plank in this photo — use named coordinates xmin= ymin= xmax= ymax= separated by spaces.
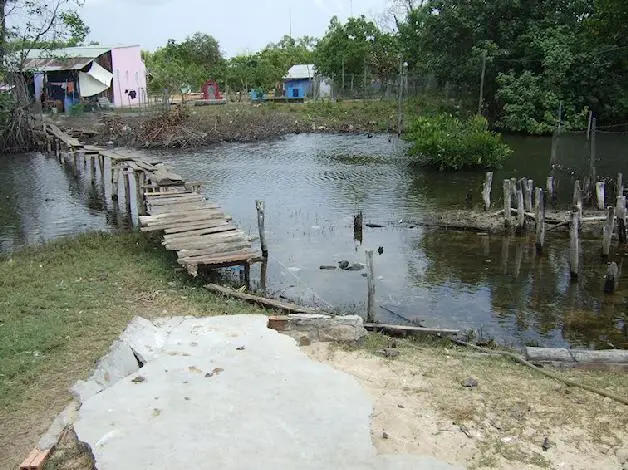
xmin=147 ymin=195 xmax=206 ymax=206
xmin=149 ymin=203 xmax=220 ymax=215
xmin=178 ymin=241 xmax=251 ymax=259
xmin=146 ymin=191 xmax=195 ymax=198
xmin=178 ymin=250 xmax=258 ymax=266
xmin=140 ymin=216 xmax=227 ymax=232
xmin=363 ymin=323 xmax=460 ymax=335
xmin=163 ymin=224 xmax=236 ymax=243
xmin=163 ymin=220 xmax=236 ymax=234
xmin=141 ymin=207 xmax=224 ymax=221
xmin=165 ymin=232 xmax=248 ymax=250
xmin=140 ymin=210 xmax=226 ymax=226
xmin=205 ymin=284 xmax=324 ymax=315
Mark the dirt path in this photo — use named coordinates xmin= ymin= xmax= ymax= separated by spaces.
xmin=303 ymin=338 xmax=628 ymax=470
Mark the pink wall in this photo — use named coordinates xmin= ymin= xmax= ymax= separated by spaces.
xmin=110 ymin=46 xmax=147 ymax=107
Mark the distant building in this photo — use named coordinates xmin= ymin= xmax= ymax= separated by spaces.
xmin=23 ymin=45 xmax=147 ymax=110
xmin=283 ymin=64 xmax=331 ymax=99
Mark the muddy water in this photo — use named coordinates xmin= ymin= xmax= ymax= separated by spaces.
xmin=1 ymin=133 xmax=627 ymax=348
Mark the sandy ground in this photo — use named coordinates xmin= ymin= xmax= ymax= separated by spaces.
xmin=303 ymin=338 xmax=628 ymax=470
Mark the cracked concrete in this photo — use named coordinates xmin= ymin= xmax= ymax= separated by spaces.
xmin=71 ymin=315 xmax=462 ymax=470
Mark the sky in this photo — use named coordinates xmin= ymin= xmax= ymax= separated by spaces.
xmin=81 ymin=0 xmax=389 ymax=57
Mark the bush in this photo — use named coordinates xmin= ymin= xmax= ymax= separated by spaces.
xmin=406 ymin=114 xmax=511 ymax=171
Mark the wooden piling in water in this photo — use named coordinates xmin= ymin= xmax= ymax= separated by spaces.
xmin=524 ymin=179 xmax=533 ymax=212
xmin=503 ymin=179 xmax=512 ymax=225
xmin=535 ymin=187 xmax=545 ymax=252
xmin=604 ymin=262 xmax=619 ymax=294
xmin=510 ymin=177 xmax=517 ymax=207
xmin=618 ymin=173 xmax=624 ymax=199
xmin=134 ymin=170 xmax=146 ymax=216
xmin=366 ymin=250 xmax=375 ymax=323
xmin=546 ymin=176 xmax=554 ymax=205
xmin=573 ymin=180 xmax=583 ymax=220
xmin=616 ymin=196 xmax=627 ymax=244
xmin=353 ymin=211 xmax=363 ymax=243
xmin=596 ymin=182 xmax=605 ymax=210
xmin=602 ymin=206 xmax=615 ymax=257
xmin=516 ymin=187 xmax=525 ymax=230
xmin=111 ymin=164 xmax=120 ymax=201
xmin=255 ymin=200 xmax=268 ymax=257
xmin=482 ymin=171 xmax=493 ymax=211
xmin=570 ymin=208 xmax=580 ymax=279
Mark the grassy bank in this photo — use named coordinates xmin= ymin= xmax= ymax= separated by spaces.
xmin=0 ymin=232 xmax=264 ymax=470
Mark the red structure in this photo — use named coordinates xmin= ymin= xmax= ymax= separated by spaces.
xmin=201 ymin=80 xmax=223 ymax=100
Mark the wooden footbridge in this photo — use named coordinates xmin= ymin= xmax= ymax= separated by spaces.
xmin=40 ymin=122 xmax=264 ymax=279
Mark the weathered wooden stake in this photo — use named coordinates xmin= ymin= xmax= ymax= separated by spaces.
xmin=243 ymin=263 xmax=251 ymax=290
xmin=55 ymin=138 xmax=60 ymax=159
xmin=482 ymin=171 xmax=493 ymax=211
xmin=524 ymin=179 xmax=533 ymax=212
xmin=510 ymin=177 xmax=517 ymax=207
xmin=260 ymin=258 xmax=268 ymax=293
xmin=503 ymin=179 xmax=512 ymax=225
xmin=617 ymin=173 xmax=624 ymax=199
xmin=516 ymin=188 xmax=525 ymax=230
xmin=111 ymin=164 xmax=120 ymax=201
xmin=573 ymin=180 xmax=583 ymax=220
xmin=353 ymin=211 xmax=363 ymax=243
xmin=123 ymin=168 xmax=132 ymax=215
xmin=134 ymin=170 xmax=146 ymax=216
xmin=99 ymin=154 xmax=105 ymax=181
xmin=255 ymin=200 xmax=268 ymax=257
xmin=604 ymin=262 xmax=619 ymax=294
xmin=616 ymin=196 xmax=627 ymax=244
xmin=569 ymin=208 xmax=580 ymax=279
xmin=546 ymin=176 xmax=554 ymax=204
xmin=602 ymin=206 xmax=615 ymax=257
xmin=366 ymin=250 xmax=376 ymax=323
xmin=535 ymin=187 xmax=545 ymax=252
xmin=596 ymin=181 xmax=605 ymax=210
xmin=46 ymin=138 xmax=51 ymax=154
xmin=90 ymin=155 xmax=97 ymax=184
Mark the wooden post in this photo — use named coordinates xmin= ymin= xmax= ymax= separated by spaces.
xmin=366 ymin=250 xmax=375 ymax=323
xmin=535 ymin=187 xmax=545 ymax=252
xmin=503 ymin=179 xmax=512 ymax=224
xmin=255 ymin=200 xmax=268 ymax=257
xmin=570 ymin=208 xmax=580 ymax=279
xmin=510 ymin=177 xmax=517 ymax=206
xmin=111 ymin=164 xmax=120 ymax=201
xmin=353 ymin=211 xmax=363 ymax=243
xmin=590 ymin=117 xmax=597 ymax=185
xmin=516 ymin=187 xmax=525 ymax=230
xmin=46 ymin=137 xmax=51 ymax=154
xmin=482 ymin=171 xmax=493 ymax=211
xmin=55 ymin=138 xmax=60 ymax=159
xmin=260 ymin=258 xmax=268 ymax=293
xmin=604 ymin=262 xmax=619 ymax=294
xmin=602 ymin=206 xmax=615 ymax=257
xmin=573 ymin=180 xmax=583 ymax=220
xmin=123 ymin=168 xmax=132 ymax=215
xmin=546 ymin=176 xmax=554 ymax=205
xmin=596 ymin=182 xmax=605 ymax=211
xmin=524 ymin=179 xmax=533 ymax=212
xmin=90 ymin=155 xmax=97 ymax=184
xmin=134 ymin=170 xmax=146 ymax=216
xmin=243 ymin=263 xmax=251 ymax=290
xmin=616 ymin=196 xmax=626 ymax=244
xmin=618 ymin=173 xmax=624 ymax=200
xmin=99 ymin=154 xmax=105 ymax=182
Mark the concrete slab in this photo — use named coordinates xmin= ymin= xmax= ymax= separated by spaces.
xmin=73 ymin=315 xmax=463 ymax=470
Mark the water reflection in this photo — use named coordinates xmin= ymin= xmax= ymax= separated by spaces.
xmin=1 ymin=133 xmax=627 ymax=348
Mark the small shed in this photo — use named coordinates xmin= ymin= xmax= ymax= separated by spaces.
xmin=284 ymin=64 xmax=316 ymax=99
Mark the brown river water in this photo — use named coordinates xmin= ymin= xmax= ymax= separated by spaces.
xmin=1 ymin=132 xmax=627 ymax=348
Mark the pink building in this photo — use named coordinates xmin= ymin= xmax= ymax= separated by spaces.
xmin=25 ymin=45 xmax=148 ymax=109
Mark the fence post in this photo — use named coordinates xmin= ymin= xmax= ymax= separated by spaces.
xmin=596 ymin=182 xmax=605 ymax=210
xmin=616 ymin=196 xmax=627 ymax=244
xmin=255 ymin=200 xmax=268 ymax=258
xmin=524 ymin=179 xmax=533 ymax=212
xmin=517 ymin=184 xmax=525 ymax=230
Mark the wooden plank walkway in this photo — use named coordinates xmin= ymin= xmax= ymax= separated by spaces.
xmin=41 ymin=121 xmax=262 ymax=278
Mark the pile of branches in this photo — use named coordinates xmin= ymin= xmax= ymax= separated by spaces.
xmin=101 ymin=105 xmax=208 ymax=148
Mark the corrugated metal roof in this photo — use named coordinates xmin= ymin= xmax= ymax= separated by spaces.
xmin=26 ymin=46 xmax=112 ymax=60
xmin=24 ymin=57 xmax=94 ymax=72
xmin=285 ymin=64 xmax=316 ymax=80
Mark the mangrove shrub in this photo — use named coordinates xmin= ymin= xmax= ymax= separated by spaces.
xmin=406 ymin=114 xmax=511 ymax=171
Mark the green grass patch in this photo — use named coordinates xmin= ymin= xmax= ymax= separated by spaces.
xmin=0 ymin=232 xmax=265 ymax=468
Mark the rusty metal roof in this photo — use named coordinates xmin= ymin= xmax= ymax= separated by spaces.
xmin=23 ymin=46 xmax=113 ymax=72
xmin=23 ymin=57 xmax=94 ymax=72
